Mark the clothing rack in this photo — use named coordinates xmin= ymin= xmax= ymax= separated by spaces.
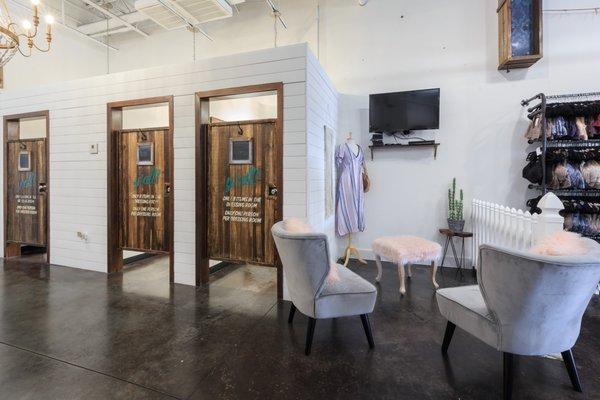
xmin=546 ymin=91 xmax=600 ymax=101
xmin=521 ymin=93 xmax=548 ymax=193
xmin=522 ymin=91 xmax=600 ymax=241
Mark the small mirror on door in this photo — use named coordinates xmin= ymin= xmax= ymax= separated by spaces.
xmin=229 ymin=138 xmax=253 ymax=165
xmin=18 ymin=151 xmax=31 ymax=171
xmin=137 ymin=142 xmax=154 ymax=166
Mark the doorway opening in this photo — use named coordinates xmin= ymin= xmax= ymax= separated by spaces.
xmin=196 ymin=83 xmax=284 ymax=298
xmin=3 ymin=111 xmax=50 ymax=264
xmin=107 ymin=97 xmax=174 ymax=282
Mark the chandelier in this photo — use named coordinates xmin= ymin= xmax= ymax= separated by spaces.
xmin=0 ymin=0 xmax=54 ymax=68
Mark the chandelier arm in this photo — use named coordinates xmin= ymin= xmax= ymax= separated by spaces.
xmin=16 ymin=45 xmax=32 ymax=57
xmin=32 ymin=41 xmax=50 ymax=52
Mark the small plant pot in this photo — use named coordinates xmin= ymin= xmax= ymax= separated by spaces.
xmin=447 ymin=219 xmax=465 ymax=232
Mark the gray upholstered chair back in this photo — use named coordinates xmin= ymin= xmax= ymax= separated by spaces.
xmin=478 ymin=243 xmax=600 ymax=355
xmin=271 ymin=221 xmax=331 ymax=317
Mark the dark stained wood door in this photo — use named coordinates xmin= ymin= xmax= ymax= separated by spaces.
xmin=6 ymin=139 xmax=47 ymax=246
xmin=118 ymin=129 xmax=171 ymax=253
xmin=207 ymin=119 xmax=281 ymax=266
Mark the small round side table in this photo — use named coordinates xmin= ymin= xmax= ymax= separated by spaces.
xmin=439 ymin=229 xmax=474 ymax=277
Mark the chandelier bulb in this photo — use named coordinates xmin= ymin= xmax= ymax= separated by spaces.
xmin=22 ymin=20 xmax=32 ymax=30
xmin=45 ymin=15 xmax=55 ymax=24
xmin=31 ymin=0 xmax=40 ymax=6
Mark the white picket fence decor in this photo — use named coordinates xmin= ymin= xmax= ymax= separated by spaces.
xmin=471 ymin=192 xmax=565 ymax=267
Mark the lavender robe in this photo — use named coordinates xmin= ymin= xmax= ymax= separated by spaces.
xmin=336 ymin=143 xmax=366 ymax=236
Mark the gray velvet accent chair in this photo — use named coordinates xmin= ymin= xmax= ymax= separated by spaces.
xmin=436 ymin=242 xmax=600 ymax=400
xmin=271 ymin=221 xmax=377 ymax=355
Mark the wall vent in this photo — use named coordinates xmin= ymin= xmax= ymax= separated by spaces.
xmin=135 ymin=0 xmax=233 ymax=30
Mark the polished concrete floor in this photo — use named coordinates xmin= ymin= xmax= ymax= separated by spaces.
xmin=0 ymin=254 xmax=598 ymax=400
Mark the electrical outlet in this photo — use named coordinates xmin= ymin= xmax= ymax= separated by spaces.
xmin=89 ymin=143 xmax=98 ymax=154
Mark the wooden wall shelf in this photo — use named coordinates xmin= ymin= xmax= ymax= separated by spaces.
xmin=368 ymin=142 xmax=440 ymax=161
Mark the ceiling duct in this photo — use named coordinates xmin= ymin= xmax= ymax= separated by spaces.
xmin=134 ymin=0 xmax=233 ymax=30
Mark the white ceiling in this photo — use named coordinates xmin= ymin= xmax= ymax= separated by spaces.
xmin=5 ymin=0 xmax=274 ymax=50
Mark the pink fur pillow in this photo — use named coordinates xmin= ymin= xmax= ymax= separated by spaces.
xmin=281 ymin=218 xmax=340 ymax=283
xmin=283 ymin=218 xmax=313 ymax=233
xmin=530 ymin=231 xmax=590 ymax=256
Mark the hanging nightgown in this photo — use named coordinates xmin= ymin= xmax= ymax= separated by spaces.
xmin=336 ymin=143 xmax=366 ymax=236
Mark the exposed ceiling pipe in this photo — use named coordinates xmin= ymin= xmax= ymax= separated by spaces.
xmin=265 ymin=0 xmax=286 ymax=29
xmin=80 ymin=0 xmax=149 ymax=37
xmin=77 ymin=11 xmax=146 ymax=35
xmin=60 ymin=19 xmax=120 ymax=50
xmin=89 ymin=25 xmax=132 ymax=37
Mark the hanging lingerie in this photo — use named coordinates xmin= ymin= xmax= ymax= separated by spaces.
xmin=564 ymin=213 xmax=600 ymax=236
xmin=545 ymin=101 xmax=600 ymax=118
xmin=549 ymin=162 xmax=586 ymax=189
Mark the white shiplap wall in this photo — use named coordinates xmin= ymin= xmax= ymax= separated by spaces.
xmin=0 ymin=44 xmax=336 ymax=286
xmin=305 ymin=50 xmax=339 ymax=253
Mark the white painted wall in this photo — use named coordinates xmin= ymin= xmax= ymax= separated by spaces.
xmin=3 ymin=0 xmax=599 ymax=264
xmin=306 ymin=50 xmax=338 ymax=252
xmin=1 ymin=21 xmax=107 ymax=91
xmin=0 ymin=44 xmax=331 ymax=287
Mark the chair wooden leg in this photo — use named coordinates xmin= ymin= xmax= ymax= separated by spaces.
xmin=305 ymin=317 xmax=316 ymax=355
xmin=431 ymin=260 xmax=439 ymax=289
xmin=288 ymin=303 xmax=296 ymax=324
xmin=562 ymin=349 xmax=583 ymax=393
xmin=503 ymin=352 xmax=514 ymax=400
xmin=375 ymin=255 xmax=383 ymax=282
xmin=441 ymin=321 xmax=456 ymax=354
xmin=398 ymin=263 xmax=406 ymax=295
xmin=360 ymin=314 xmax=375 ymax=349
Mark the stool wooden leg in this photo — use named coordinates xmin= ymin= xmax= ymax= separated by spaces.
xmin=375 ymin=255 xmax=383 ymax=282
xmin=407 ymin=264 xmax=412 ymax=278
xmin=342 ymin=246 xmax=351 ymax=267
xmin=398 ymin=263 xmax=406 ymax=295
xmin=431 ymin=261 xmax=439 ymax=290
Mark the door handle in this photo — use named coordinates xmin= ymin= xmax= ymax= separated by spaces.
xmin=268 ymin=184 xmax=278 ymax=197
xmin=38 ymin=182 xmax=47 ymax=194
xmin=165 ymin=183 xmax=171 ymax=196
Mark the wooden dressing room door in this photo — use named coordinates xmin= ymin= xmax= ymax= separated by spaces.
xmin=207 ymin=119 xmax=281 ymax=266
xmin=6 ymin=139 xmax=47 ymax=246
xmin=118 ymin=129 xmax=172 ymax=253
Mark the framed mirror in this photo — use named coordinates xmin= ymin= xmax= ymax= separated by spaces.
xmin=229 ymin=138 xmax=253 ymax=165
xmin=18 ymin=150 xmax=31 ymax=171
xmin=137 ymin=142 xmax=154 ymax=166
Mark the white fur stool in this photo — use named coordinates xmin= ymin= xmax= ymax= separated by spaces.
xmin=372 ymin=236 xmax=442 ymax=296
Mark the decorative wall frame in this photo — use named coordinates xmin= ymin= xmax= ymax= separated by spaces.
xmin=497 ymin=0 xmax=543 ymax=71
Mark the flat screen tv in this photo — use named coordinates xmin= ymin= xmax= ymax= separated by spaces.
xmin=369 ymin=88 xmax=440 ymax=134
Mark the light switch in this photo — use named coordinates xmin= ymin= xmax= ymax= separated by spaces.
xmin=89 ymin=143 xmax=98 ymax=154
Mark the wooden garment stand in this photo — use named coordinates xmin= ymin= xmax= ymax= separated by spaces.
xmin=342 ymin=233 xmax=367 ymax=267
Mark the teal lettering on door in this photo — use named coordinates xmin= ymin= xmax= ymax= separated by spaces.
xmin=134 ymin=167 xmax=161 ymax=189
xmin=18 ymin=172 xmax=36 ymax=192
xmin=224 ymin=167 xmax=261 ymax=194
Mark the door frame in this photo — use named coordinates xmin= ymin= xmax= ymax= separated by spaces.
xmin=195 ymin=83 xmax=284 ymax=298
xmin=3 ymin=110 xmax=50 ymax=263
xmin=107 ymin=96 xmax=174 ymax=281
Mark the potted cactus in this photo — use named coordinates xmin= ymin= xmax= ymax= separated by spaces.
xmin=447 ymin=178 xmax=465 ymax=232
